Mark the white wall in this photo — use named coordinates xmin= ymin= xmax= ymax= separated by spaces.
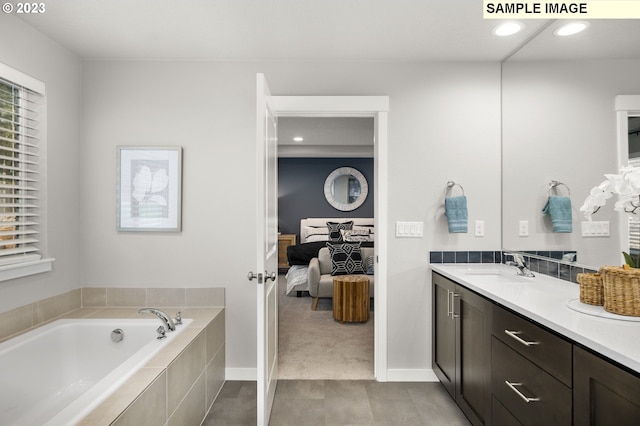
xmin=502 ymin=59 xmax=640 ymax=267
xmin=81 ymin=60 xmax=502 ymax=377
xmin=0 ymin=15 xmax=82 ymax=311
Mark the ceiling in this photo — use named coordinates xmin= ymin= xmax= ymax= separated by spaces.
xmin=16 ymin=0 xmax=640 ymax=62
xmin=278 ymin=117 xmax=374 ymax=158
xmin=13 ymin=2 xmax=640 ymax=159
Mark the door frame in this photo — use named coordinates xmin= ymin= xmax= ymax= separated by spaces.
xmin=272 ymin=95 xmax=390 ymax=380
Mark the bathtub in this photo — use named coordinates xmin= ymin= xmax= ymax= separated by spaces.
xmin=0 ymin=317 xmax=192 ymax=426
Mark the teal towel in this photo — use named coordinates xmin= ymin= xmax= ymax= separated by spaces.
xmin=542 ymin=195 xmax=572 ymax=233
xmin=445 ymin=196 xmax=468 ymax=233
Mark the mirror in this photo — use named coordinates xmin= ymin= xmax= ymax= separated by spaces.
xmin=501 ymin=21 xmax=640 ymax=269
xmin=324 ymin=167 xmax=368 ymax=211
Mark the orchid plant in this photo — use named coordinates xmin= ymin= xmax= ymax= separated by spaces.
xmin=580 ymin=165 xmax=640 ymax=267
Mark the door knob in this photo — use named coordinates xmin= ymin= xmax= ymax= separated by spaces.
xmin=247 ymin=271 xmax=262 ymax=282
xmin=265 ymin=271 xmax=277 ymax=282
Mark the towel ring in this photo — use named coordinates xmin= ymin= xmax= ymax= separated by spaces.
xmin=446 ymin=181 xmax=465 ymax=196
xmin=549 ymin=180 xmax=570 ymax=196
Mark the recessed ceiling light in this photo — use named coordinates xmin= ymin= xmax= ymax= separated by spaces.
xmin=293 ymin=136 xmax=304 ymax=142
xmin=554 ymin=21 xmax=590 ymax=36
xmin=492 ymin=21 xmax=524 ymax=37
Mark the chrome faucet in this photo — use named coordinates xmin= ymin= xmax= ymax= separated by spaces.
xmin=504 ymin=253 xmax=535 ymax=277
xmin=138 ymin=308 xmax=176 ymax=331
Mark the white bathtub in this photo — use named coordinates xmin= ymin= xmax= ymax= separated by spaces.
xmin=0 ymin=317 xmax=192 ymax=426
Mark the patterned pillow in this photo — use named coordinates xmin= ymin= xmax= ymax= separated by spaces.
xmin=327 ymin=221 xmax=354 ymax=242
xmin=327 ymin=242 xmax=365 ymax=275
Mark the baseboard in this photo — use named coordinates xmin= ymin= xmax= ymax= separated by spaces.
xmin=225 ymin=368 xmax=439 ymax=382
xmin=384 ymin=369 xmax=439 ymax=382
xmin=225 ymin=368 xmax=257 ymax=381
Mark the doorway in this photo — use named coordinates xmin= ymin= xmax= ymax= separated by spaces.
xmin=277 ymin=117 xmax=375 ymax=379
xmin=270 ymin=94 xmax=389 ymax=381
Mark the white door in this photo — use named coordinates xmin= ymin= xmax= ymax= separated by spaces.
xmin=251 ymin=73 xmax=279 ymax=426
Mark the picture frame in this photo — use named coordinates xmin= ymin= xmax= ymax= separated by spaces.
xmin=116 ymin=146 xmax=182 ymax=232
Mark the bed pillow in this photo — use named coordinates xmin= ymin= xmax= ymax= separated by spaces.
xmin=305 ymin=234 xmax=329 ymax=243
xmin=302 ymin=225 xmax=328 ymax=243
xmin=327 ymin=242 xmax=365 ymax=275
xmin=340 ymin=229 xmax=373 ymax=242
xmin=327 ymin=221 xmax=354 ymax=242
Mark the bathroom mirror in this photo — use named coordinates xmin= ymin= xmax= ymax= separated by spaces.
xmin=324 ymin=167 xmax=368 ymax=211
xmin=500 ymin=21 xmax=640 ymax=269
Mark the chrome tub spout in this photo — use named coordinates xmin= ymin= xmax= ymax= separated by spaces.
xmin=138 ymin=308 xmax=176 ymax=331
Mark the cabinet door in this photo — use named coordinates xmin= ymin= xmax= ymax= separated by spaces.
xmin=456 ymin=285 xmax=491 ymax=426
xmin=433 ymin=273 xmax=456 ymax=398
xmin=574 ymin=346 xmax=640 ymax=426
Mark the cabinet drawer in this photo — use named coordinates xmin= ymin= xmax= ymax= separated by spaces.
xmin=492 ymin=337 xmax=571 ymax=425
xmin=492 ymin=395 xmax=522 ymax=426
xmin=492 ymin=304 xmax=572 ymax=387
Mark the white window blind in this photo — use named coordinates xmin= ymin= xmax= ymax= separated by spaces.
xmin=629 ymin=156 xmax=640 ymax=254
xmin=0 ymin=75 xmax=43 ymax=266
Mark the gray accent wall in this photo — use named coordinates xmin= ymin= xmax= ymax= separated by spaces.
xmin=278 ymin=158 xmax=374 ymax=241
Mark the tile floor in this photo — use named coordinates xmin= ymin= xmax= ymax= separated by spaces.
xmin=203 ymin=379 xmax=471 ymax=425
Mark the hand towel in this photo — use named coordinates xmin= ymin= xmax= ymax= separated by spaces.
xmin=542 ymin=195 xmax=572 ymax=233
xmin=445 ymin=196 xmax=468 ymax=233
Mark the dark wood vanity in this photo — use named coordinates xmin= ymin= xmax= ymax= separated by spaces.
xmin=433 ymin=271 xmax=640 ymax=425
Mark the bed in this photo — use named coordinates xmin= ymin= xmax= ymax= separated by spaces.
xmin=285 ymin=218 xmax=374 ymax=295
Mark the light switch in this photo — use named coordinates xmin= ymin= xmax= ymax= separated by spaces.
xmin=475 ymin=220 xmax=485 ymax=237
xmin=581 ymin=221 xmax=610 ymax=237
xmin=396 ymin=221 xmax=423 ymax=238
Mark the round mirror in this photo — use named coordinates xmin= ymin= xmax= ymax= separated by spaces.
xmin=324 ymin=167 xmax=368 ymax=211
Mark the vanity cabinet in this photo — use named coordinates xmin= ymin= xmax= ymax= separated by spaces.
xmin=433 ymin=272 xmax=492 ymax=425
xmin=491 ymin=305 xmax=572 ymax=425
xmin=432 ymin=268 xmax=640 ymax=426
xmin=574 ymin=346 xmax=640 ymax=426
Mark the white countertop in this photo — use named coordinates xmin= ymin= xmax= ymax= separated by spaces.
xmin=430 ymin=263 xmax=640 ymax=374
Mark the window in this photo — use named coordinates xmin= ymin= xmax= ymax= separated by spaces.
xmin=0 ymin=62 xmax=51 ymax=280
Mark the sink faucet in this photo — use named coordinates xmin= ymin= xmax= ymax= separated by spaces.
xmin=138 ymin=308 xmax=176 ymax=331
xmin=504 ymin=253 xmax=535 ymax=277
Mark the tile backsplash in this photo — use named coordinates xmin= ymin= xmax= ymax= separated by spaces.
xmin=429 ymin=250 xmax=597 ymax=284
xmin=0 ymin=287 xmax=225 ymax=343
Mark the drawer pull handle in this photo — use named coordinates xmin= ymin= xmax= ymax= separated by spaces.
xmin=505 ymin=381 xmax=540 ymax=403
xmin=451 ymin=292 xmax=459 ymax=319
xmin=504 ymin=329 xmax=540 ymax=347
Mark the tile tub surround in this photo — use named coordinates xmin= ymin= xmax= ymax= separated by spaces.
xmin=0 ymin=287 xmax=224 ymax=343
xmin=0 ymin=287 xmax=225 ymax=426
xmin=71 ymin=307 xmax=225 ymax=426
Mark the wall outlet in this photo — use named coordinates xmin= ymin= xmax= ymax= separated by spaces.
xmin=519 ymin=220 xmax=529 ymax=237
xmin=475 ymin=220 xmax=485 ymax=237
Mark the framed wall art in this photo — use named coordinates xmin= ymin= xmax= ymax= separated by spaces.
xmin=116 ymin=146 xmax=183 ymax=232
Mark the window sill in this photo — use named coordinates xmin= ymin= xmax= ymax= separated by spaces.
xmin=0 ymin=258 xmax=54 ymax=282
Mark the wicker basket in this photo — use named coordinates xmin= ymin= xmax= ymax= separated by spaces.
xmin=600 ymin=266 xmax=640 ymax=317
xmin=577 ymin=272 xmax=604 ymax=306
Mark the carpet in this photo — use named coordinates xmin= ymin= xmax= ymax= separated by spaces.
xmin=278 ymin=275 xmax=374 ymax=380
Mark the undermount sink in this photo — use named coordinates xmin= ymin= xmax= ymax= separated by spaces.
xmin=462 ymin=269 xmax=533 ymax=281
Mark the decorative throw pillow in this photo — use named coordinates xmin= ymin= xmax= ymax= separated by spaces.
xmin=326 ymin=221 xmax=354 ymax=242
xmin=340 ymin=229 xmax=373 ymax=242
xmin=327 ymin=242 xmax=365 ymax=275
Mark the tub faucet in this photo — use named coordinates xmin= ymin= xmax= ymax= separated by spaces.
xmin=138 ymin=308 xmax=176 ymax=331
xmin=504 ymin=253 xmax=535 ymax=277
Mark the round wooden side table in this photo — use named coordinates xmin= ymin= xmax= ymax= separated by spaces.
xmin=332 ymin=275 xmax=370 ymax=323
